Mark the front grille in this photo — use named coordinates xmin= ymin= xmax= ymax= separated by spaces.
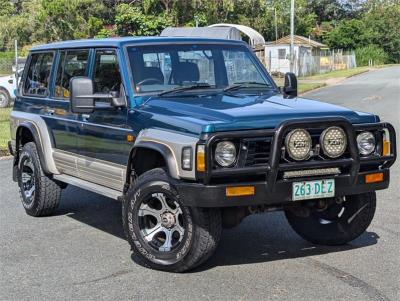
xmin=244 ymin=138 xmax=271 ymax=167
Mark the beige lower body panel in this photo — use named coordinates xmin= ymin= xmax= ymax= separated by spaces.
xmin=53 ymin=150 xmax=126 ymax=191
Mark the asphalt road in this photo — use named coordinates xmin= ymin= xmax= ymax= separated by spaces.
xmin=1 ymin=67 xmax=399 ymax=301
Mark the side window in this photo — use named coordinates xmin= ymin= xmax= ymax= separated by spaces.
xmin=93 ymin=49 xmax=121 ymax=94
xmin=55 ymin=50 xmax=89 ymax=99
xmin=24 ymin=52 xmax=54 ymax=97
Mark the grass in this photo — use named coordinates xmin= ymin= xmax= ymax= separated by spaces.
xmin=272 ymin=78 xmax=326 ymax=94
xmin=300 ymin=66 xmax=370 ymax=80
xmin=0 ymin=107 xmax=11 ymax=155
xmin=298 ymin=82 xmax=327 ymax=94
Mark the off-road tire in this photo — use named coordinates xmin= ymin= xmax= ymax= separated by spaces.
xmin=17 ymin=142 xmax=62 ymax=216
xmin=285 ymin=192 xmax=376 ymax=245
xmin=122 ymin=168 xmax=222 ymax=272
xmin=0 ymin=88 xmax=10 ymax=108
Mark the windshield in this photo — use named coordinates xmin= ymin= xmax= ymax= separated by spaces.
xmin=127 ymin=43 xmax=274 ymax=95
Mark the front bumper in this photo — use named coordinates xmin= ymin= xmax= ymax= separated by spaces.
xmin=176 ymin=169 xmax=390 ymax=207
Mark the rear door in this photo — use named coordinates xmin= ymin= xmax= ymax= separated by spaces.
xmin=77 ymin=48 xmax=130 ymax=190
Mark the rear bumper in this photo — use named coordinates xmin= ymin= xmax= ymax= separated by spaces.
xmin=176 ymin=169 xmax=390 ymax=207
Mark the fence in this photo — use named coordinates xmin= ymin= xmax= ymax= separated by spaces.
xmin=257 ymin=48 xmax=357 ymax=77
xmin=0 ymin=58 xmax=14 ymax=76
xmin=0 ymin=56 xmax=26 ymax=76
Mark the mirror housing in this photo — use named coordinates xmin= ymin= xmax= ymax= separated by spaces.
xmin=283 ymin=72 xmax=298 ymax=99
xmin=70 ymin=77 xmax=126 ymax=114
xmin=70 ymin=77 xmax=95 ymax=114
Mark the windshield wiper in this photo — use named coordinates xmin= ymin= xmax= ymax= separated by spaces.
xmin=158 ymin=83 xmax=213 ymax=96
xmin=223 ymin=81 xmax=272 ymax=93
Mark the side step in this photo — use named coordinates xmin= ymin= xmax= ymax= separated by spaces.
xmin=53 ymin=174 xmax=122 ymax=200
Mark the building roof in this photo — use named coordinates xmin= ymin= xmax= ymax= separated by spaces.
xmin=266 ymin=35 xmax=327 ymax=48
xmin=30 ymin=36 xmax=246 ymax=51
xmin=161 ymin=27 xmax=242 ymax=41
xmin=208 ymin=24 xmax=266 ymax=46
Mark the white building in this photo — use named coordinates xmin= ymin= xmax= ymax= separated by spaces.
xmin=264 ymin=35 xmax=328 ymax=76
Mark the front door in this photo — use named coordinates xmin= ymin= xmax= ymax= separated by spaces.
xmin=77 ymin=48 xmax=130 ymax=191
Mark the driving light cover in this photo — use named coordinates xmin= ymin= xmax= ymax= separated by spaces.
xmin=215 ymin=141 xmax=237 ymax=167
xmin=181 ymin=147 xmax=192 ymax=170
xmin=320 ymin=126 xmax=347 ymax=158
xmin=285 ymin=129 xmax=312 ymax=161
xmin=357 ymin=131 xmax=376 ymax=155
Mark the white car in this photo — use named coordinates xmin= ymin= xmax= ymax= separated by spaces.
xmin=0 ymin=69 xmax=23 ymax=108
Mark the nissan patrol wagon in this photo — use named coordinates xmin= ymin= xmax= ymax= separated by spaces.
xmin=9 ymin=37 xmax=396 ymax=272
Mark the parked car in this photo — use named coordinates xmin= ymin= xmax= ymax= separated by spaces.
xmin=0 ymin=69 xmax=23 ymax=108
xmin=9 ymin=37 xmax=397 ymax=272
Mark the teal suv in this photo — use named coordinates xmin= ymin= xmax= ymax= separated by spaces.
xmin=9 ymin=37 xmax=397 ymax=272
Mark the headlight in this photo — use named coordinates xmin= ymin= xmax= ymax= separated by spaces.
xmin=320 ymin=126 xmax=347 ymax=158
xmin=357 ymin=131 xmax=376 ymax=155
xmin=215 ymin=141 xmax=237 ymax=167
xmin=285 ymin=129 xmax=312 ymax=161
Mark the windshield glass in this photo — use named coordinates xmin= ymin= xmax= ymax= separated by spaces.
xmin=127 ymin=44 xmax=274 ymax=95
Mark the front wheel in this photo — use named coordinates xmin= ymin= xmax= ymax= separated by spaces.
xmin=122 ymin=168 xmax=221 ymax=272
xmin=285 ymin=192 xmax=376 ymax=245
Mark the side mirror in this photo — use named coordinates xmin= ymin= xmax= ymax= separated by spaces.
xmin=70 ymin=77 xmax=126 ymax=114
xmin=283 ymin=72 xmax=298 ymax=98
xmin=70 ymin=77 xmax=95 ymax=114
xmin=110 ymin=84 xmax=127 ymax=107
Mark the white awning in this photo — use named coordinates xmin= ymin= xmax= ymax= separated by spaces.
xmin=209 ymin=23 xmax=265 ymax=46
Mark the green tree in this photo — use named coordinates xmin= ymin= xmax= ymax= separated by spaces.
xmin=115 ymin=3 xmax=173 ymax=36
xmin=323 ymin=19 xmax=372 ymax=49
xmin=35 ymin=0 xmax=106 ymax=42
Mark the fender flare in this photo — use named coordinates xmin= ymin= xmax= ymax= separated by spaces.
xmin=15 ymin=122 xmax=51 ymax=175
xmin=125 ymin=140 xmax=179 ymax=192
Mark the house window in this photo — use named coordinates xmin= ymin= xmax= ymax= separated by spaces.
xmin=278 ymin=49 xmax=286 ymax=60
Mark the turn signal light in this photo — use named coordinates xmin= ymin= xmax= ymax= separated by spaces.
xmin=383 ymin=140 xmax=390 ymax=156
xmin=196 ymin=145 xmax=205 ymax=172
xmin=365 ymin=173 xmax=384 ymax=184
xmin=226 ymin=186 xmax=255 ymax=197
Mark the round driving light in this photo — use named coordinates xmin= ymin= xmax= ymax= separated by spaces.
xmin=357 ymin=131 xmax=376 ymax=155
xmin=285 ymin=129 xmax=312 ymax=161
xmin=320 ymin=126 xmax=347 ymax=158
xmin=215 ymin=141 xmax=237 ymax=167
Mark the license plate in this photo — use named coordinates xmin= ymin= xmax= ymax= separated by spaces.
xmin=292 ymin=179 xmax=335 ymax=201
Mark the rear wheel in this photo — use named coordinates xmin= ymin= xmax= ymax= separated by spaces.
xmin=17 ymin=142 xmax=62 ymax=216
xmin=0 ymin=88 xmax=10 ymax=108
xmin=122 ymin=168 xmax=221 ymax=272
xmin=285 ymin=192 xmax=376 ymax=245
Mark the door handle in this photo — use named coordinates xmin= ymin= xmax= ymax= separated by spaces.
xmin=82 ymin=114 xmax=90 ymax=122
xmin=46 ymin=109 xmax=55 ymax=116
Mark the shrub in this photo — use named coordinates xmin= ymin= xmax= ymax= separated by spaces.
xmin=355 ymin=45 xmax=389 ymax=66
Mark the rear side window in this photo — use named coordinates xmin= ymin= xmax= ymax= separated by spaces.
xmin=24 ymin=52 xmax=54 ymax=97
xmin=55 ymin=50 xmax=89 ymax=99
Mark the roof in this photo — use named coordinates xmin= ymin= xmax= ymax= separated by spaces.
xmin=266 ymin=35 xmax=327 ymax=48
xmin=161 ymin=27 xmax=242 ymax=41
xmin=209 ymin=24 xmax=265 ymax=46
xmin=30 ymin=36 xmax=246 ymax=51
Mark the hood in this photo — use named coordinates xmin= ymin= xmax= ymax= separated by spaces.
xmin=136 ymin=93 xmax=377 ymax=135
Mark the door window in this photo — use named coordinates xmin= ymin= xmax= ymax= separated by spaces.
xmin=24 ymin=52 xmax=54 ymax=97
xmin=93 ymin=49 xmax=122 ymax=95
xmin=54 ymin=50 xmax=89 ymax=99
